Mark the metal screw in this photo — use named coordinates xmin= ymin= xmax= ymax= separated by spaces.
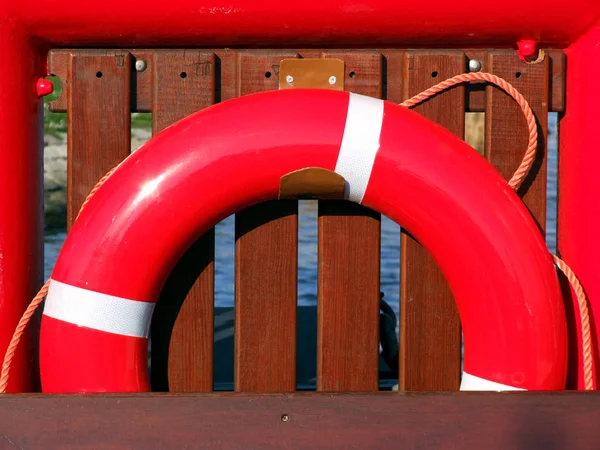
xmin=281 ymin=414 xmax=290 ymax=422
xmin=135 ymin=59 xmax=147 ymax=72
xmin=286 ymin=75 xmax=294 ymax=84
xmin=468 ymin=59 xmax=482 ymax=72
xmin=329 ymin=76 xmax=337 ymax=85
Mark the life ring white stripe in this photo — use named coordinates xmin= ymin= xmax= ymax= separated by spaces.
xmin=460 ymin=371 xmax=525 ymax=391
xmin=335 ymin=93 xmax=384 ymax=203
xmin=43 ymin=279 xmax=154 ymax=338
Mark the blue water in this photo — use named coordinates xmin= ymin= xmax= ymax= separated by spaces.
xmin=43 ymin=114 xmax=559 ymax=326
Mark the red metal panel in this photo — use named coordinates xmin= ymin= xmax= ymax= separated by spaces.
xmin=559 ymin=21 xmax=600 ymax=390
xmin=6 ymin=1 xmax=600 ymax=47
xmin=0 ymin=30 xmax=44 ymax=392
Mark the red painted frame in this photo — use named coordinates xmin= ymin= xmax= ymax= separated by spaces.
xmin=1 ymin=1 xmax=599 ymax=392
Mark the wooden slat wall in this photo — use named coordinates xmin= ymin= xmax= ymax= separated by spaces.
xmin=485 ymin=53 xmax=549 ymax=233
xmin=399 ymin=52 xmax=465 ymax=391
xmin=149 ymin=51 xmax=217 ymax=392
xmin=55 ymin=48 xmax=557 ymax=394
xmin=317 ymin=52 xmax=383 ymax=392
xmin=67 ymin=52 xmax=131 ymax=227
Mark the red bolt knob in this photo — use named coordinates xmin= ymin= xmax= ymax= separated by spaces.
xmin=517 ymin=39 xmax=538 ymax=62
xmin=37 ymin=78 xmax=54 ymax=97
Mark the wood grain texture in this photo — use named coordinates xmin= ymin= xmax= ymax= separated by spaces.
xmin=150 ymin=51 xmax=216 ymax=392
xmin=485 ymin=53 xmax=549 ymax=233
xmin=2 ymin=392 xmax=600 ymax=449
xmin=380 ymin=50 xmax=405 ymax=102
xmin=48 ymin=49 xmax=566 ymax=113
xmin=317 ymin=202 xmax=381 ymax=392
xmin=399 ymin=52 xmax=465 ymax=391
xmin=151 ymin=50 xmax=216 ymax=133
xmin=238 ymin=51 xmax=300 ymax=96
xmin=316 ymin=54 xmax=382 ymax=392
xmin=235 ymin=201 xmax=298 ymax=392
xmin=151 ymin=234 xmax=215 ymax=392
xmin=321 ymin=51 xmax=383 ymax=98
xmin=67 ymin=52 xmax=131 ymax=228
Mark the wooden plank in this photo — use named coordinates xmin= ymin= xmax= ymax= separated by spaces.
xmin=234 ymin=201 xmax=298 ymax=392
xmin=485 ymin=53 xmax=549 ymax=233
xmin=48 ymin=49 xmax=566 ymax=113
xmin=233 ymin=51 xmax=303 ymax=392
xmin=2 ymin=392 xmax=600 ymax=449
xmin=150 ymin=51 xmax=216 ymax=392
xmin=399 ymin=52 xmax=465 ymax=391
xmin=67 ymin=52 xmax=131 ymax=228
xmin=317 ymin=203 xmax=381 ymax=392
xmin=463 ymin=49 xmax=564 ymax=113
xmin=50 ymin=49 xmax=154 ymax=113
xmin=151 ymin=50 xmax=216 ymax=133
xmin=380 ymin=50 xmax=405 ymax=103
xmin=237 ymin=51 xmax=301 ymax=96
xmin=316 ymin=53 xmax=382 ymax=392
xmin=130 ymin=50 xmax=155 ymax=112
xmin=547 ymin=50 xmax=566 ymax=114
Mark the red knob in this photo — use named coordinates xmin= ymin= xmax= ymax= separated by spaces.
xmin=36 ymin=78 xmax=54 ymax=97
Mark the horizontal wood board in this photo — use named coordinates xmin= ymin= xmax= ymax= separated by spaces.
xmin=0 ymin=392 xmax=598 ymax=449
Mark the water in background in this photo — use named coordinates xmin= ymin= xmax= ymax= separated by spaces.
xmin=43 ymin=114 xmax=559 ymax=323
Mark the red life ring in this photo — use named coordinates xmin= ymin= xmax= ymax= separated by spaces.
xmin=39 ymin=89 xmax=567 ymax=392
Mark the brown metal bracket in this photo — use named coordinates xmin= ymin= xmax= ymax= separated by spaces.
xmin=279 ymin=167 xmax=346 ymax=200
xmin=278 ymin=58 xmax=345 ymax=91
xmin=277 ymin=58 xmax=345 ymax=199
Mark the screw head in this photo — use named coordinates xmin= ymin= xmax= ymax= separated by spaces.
xmin=135 ymin=59 xmax=147 ymax=72
xmin=281 ymin=414 xmax=290 ymax=422
xmin=286 ymin=75 xmax=294 ymax=84
xmin=329 ymin=76 xmax=337 ymax=85
xmin=468 ymin=59 xmax=482 ymax=72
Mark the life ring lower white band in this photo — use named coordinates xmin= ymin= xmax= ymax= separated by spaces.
xmin=460 ymin=371 xmax=525 ymax=391
xmin=43 ymin=279 xmax=154 ymax=338
xmin=334 ymin=93 xmax=384 ymax=203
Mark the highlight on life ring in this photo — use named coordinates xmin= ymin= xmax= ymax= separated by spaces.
xmin=39 ymin=88 xmax=567 ymax=393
